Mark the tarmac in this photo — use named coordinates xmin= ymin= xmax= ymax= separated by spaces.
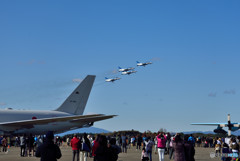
xmin=0 ymin=145 xmax=222 ymax=161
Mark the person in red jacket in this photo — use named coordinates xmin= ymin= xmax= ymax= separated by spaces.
xmin=71 ymin=134 xmax=80 ymax=161
xmin=92 ymin=135 xmax=100 ymax=161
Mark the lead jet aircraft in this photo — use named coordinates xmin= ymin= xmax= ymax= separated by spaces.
xmin=136 ymin=61 xmax=152 ymax=67
xmin=0 ymin=75 xmax=116 ymax=135
xmin=191 ymin=114 xmax=240 ymax=136
xmin=105 ymin=77 xmax=121 ymax=82
xmin=118 ymin=67 xmax=135 ymax=72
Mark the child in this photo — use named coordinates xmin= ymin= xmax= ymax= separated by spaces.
xmin=222 ymin=143 xmax=231 ymax=161
xmin=215 ymin=138 xmax=222 ymax=157
xmin=141 ymin=148 xmax=149 ymax=161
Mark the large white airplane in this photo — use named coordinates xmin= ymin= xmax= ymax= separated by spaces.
xmin=118 ymin=66 xmax=135 ymax=72
xmin=0 ymin=75 xmax=116 ymax=135
xmin=191 ymin=114 xmax=240 ymax=136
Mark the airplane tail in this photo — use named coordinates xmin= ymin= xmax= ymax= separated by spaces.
xmin=55 ymin=75 xmax=96 ymax=115
xmin=118 ymin=66 xmax=122 ymax=69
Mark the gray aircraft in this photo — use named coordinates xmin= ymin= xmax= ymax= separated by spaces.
xmin=191 ymin=114 xmax=240 ymax=136
xmin=0 ymin=75 xmax=116 ymax=135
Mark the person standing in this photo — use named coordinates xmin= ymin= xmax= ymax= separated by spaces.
xmin=169 ymin=136 xmax=175 ymax=160
xmin=0 ymin=135 xmax=3 ymax=152
xmin=188 ymin=134 xmax=195 ymax=147
xmin=222 ymin=143 xmax=231 ymax=161
xmin=80 ymin=133 xmax=91 ymax=161
xmin=1 ymin=136 xmax=7 ymax=152
xmin=107 ymin=138 xmax=121 ymax=161
xmin=20 ymin=134 xmax=26 ymax=157
xmin=28 ymin=134 xmax=35 ymax=156
xmin=92 ymin=135 xmax=100 ymax=161
xmin=136 ymin=135 xmax=142 ymax=151
xmin=15 ymin=136 xmax=20 ymax=147
xmin=230 ymin=138 xmax=239 ymax=160
xmin=184 ymin=135 xmax=195 ymax=161
xmin=141 ymin=147 xmax=149 ymax=161
xmin=215 ymin=138 xmax=222 ymax=157
xmin=94 ymin=135 xmax=109 ymax=161
xmin=36 ymin=131 xmax=62 ymax=161
xmin=156 ymin=132 xmax=167 ymax=161
xmin=145 ymin=137 xmax=154 ymax=161
xmin=121 ymin=134 xmax=127 ymax=153
xmin=71 ymin=134 xmax=80 ymax=161
xmin=173 ymin=134 xmax=185 ymax=161
xmin=67 ymin=137 xmax=70 ymax=146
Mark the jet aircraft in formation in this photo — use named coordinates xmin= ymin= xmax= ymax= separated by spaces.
xmin=118 ymin=67 xmax=135 ymax=72
xmin=105 ymin=61 xmax=152 ymax=83
xmin=105 ymin=77 xmax=121 ymax=82
xmin=0 ymin=75 xmax=116 ymax=135
xmin=137 ymin=61 xmax=152 ymax=67
xmin=121 ymin=70 xmax=137 ymax=75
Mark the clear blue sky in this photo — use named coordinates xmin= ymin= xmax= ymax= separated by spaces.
xmin=1 ymin=0 xmax=240 ymax=133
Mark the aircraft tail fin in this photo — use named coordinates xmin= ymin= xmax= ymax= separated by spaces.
xmin=56 ymin=75 xmax=96 ymax=115
xmin=118 ymin=66 xmax=122 ymax=69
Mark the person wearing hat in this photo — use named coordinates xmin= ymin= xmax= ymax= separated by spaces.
xmin=36 ymin=131 xmax=62 ymax=161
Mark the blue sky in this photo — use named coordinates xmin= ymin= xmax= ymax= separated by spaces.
xmin=0 ymin=1 xmax=240 ymax=133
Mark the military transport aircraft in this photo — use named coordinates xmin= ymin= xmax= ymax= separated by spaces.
xmin=136 ymin=61 xmax=152 ymax=67
xmin=191 ymin=114 xmax=240 ymax=136
xmin=0 ymin=75 xmax=116 ymax=135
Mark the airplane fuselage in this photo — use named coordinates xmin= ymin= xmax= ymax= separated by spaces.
xmin=0 ymin=109 xmax=88 ymax=135
xmin=0 ymin=109 xmax=70 ymax=122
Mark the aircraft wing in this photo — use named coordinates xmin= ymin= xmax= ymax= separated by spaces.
xmin=70 ymin=115 xmax=117 ymax=123
xmin=0 ymin=114 xmax=116 ymax=128
xmin=233 ymin=124 xmax=240 ymax=127
xmin=191 ymin=123 xmax=227 ymax=126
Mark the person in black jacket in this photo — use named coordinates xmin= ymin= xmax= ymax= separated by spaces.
xmin=94 ymin=135 xmax=108 ymax=161
xmin=184 ymin=135 xmax=195 ymax=161
xmin=36 ymin=131 xmax=62 ymax=161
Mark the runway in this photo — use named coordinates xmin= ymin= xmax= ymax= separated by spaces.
xmin=0 ymin=146 xmax=221 ymax=161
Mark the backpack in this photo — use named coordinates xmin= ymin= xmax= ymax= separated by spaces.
xmin=146 ymin=141 xmax=153 ymax=152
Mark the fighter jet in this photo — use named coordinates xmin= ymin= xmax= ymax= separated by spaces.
xmin=191 ymin=114 xmax=240 ymax=136
xmin=121 ymin=70 xmax=137 ymax=75
xmin=136 ymin=61 xmax=152 ymax=67
xmin=105 ymin=77 xmax=121 ymax=82
xmin=0 ymin=75 xmax=116 ymax=135
xmin=118 ymin=67 xmax=135 ymax=72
